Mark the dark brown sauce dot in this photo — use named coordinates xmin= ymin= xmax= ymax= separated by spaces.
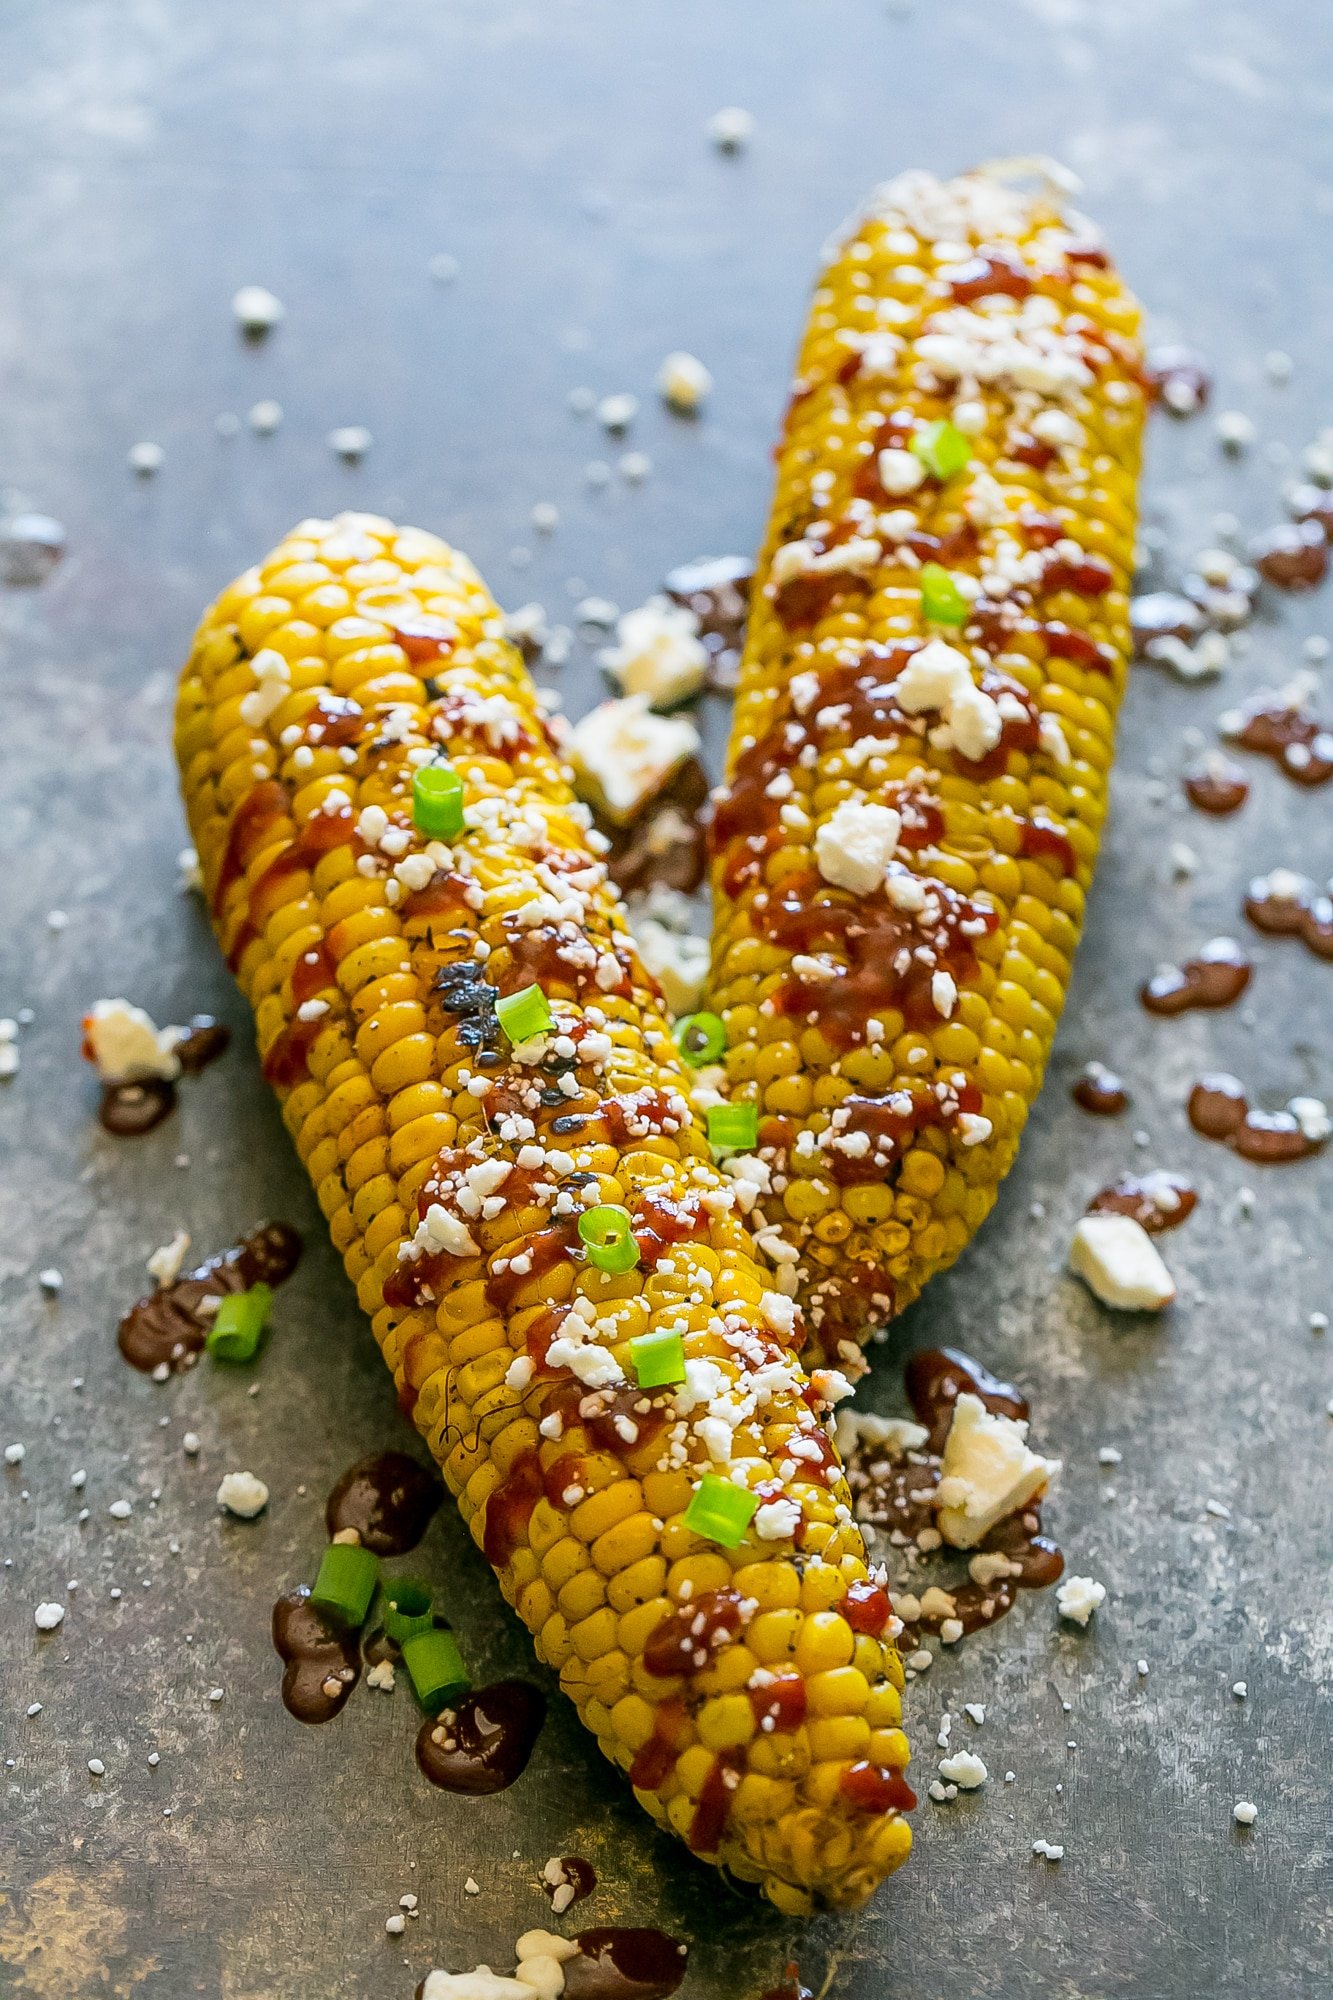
xmin=1088 ymin=1171 xmax=1197 ymax=1234
xmin=326 ymin=1451 xmax=440 ymax=1556
xmin=544 ymin=1855 xmax=597 ymax=1909
xmin=1072 ymin=1063 xmax=1129 ymax=1115
xmin=905 ymin=1346 xmax=1028 ymax=1454
xmin=272 ymin=1587 xmax=361 ymax=1723
xmin=99 ymin=1078 xmax=177 ymax=1136
xmin=1248 ymin=521 xmax=1329 ymax=590
xmin=1140 ymin=938 xmax=1251 ymax=1015
xmin=1183 ymin=756 xmax=1249 ymax=815
xmin=563 ymin=1928 xmax=688 ymax=2000
xmin=415 ymin=1680 xmax=547 ymax=1794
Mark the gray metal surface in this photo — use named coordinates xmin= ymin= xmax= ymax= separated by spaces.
xmin=1 ymin=3 xmax=1330 ymax=1995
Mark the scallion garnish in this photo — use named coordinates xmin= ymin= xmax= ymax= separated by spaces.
xmin=205 ymin=1283 xmax=273 ymax=1363
xmin=706 ymin=1101 xmax=758 ymax=1154
xmin=577 ymin=1204 xmax=639 ymax=1274
xmin=411 ymin=763 xmax=465 ymax=840
xmin=682 ymin=1474 xmax=759 ymax=1549
xmin=310 ymin=1542 xmax=379 ymax=1629
xmin=910 ymin=418 xmax=971 ymax=482
xmin=402 ymin=1627 xmax=470 ymax=1714
xmin=383 ymin=1580 xmax=434 ymax=1647
xmin=629 ymin=1326 xmax=687 ymax=1389
xmin=673 ymin=1011 xmax=727 ymax=1068
xmin=495 ymin=982 xmax=554 ymax=1045
xmin=920 ymin=563 xmax=969 ymax=627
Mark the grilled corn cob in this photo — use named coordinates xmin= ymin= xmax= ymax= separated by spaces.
xmin=175 ymin=513 xmax=912 ymax=1913
xmin=707 ymin=166 xmax=1145 ymax=1365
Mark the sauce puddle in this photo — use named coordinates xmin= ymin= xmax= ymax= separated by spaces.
xmin=98 ymin=1015 xmax=231 ymax=1135
xmin=326 ymin=1451 xmax=440 ymax=1555
xmin=1187 ymin=1075 xmax=1328 ymax=1163
xmin=1140 ymin=938 xmax=1250 ymax=1014
xmin=1071 ymin=1062 xmax=1129 ymax=1115
xmin=118 ymin=1221 xmax=302 ymax=1373
xmin=272 ymin=1588 xmax=361 ymax=1723
xmin=415 ymin=1680 xmax=547 ymax=1795
xmin=1087 ymin=1171 xmax=1197 ymax=1234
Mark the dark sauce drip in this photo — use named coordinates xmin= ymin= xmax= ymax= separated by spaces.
xmin=946 ymin=247 xmax=1032 ymax=303
xmin=543 ymin=1856 xmax=598 ymax=1909
xmin=1188 ymin=1074 xmax=1326 ymax=1163
xmin=415 ymin=1679 xmax=546 ymax=1793
xmin=1184 ymin=757 xmax=1250 ymax=815
xmin=1248 ymin=521 xmax=1329 ymax=591
xmin=689 ymin=1754 xmax=742 ymax=1853
xmin=627 ymin=1697 xmax=687 ymax=1790
xmin=118 ymin=1221 xmax=302 ymax=1373
xmin=1072 ymin=1063 xmax=1128 ymax=1115
xmin=392 ymin=614 xmax=458 ymax=666
xmin=1140 ymin=937 xmax=1251 ymax=1015
xmin=1088 ymin=1170 xmax=1198 ymax=1234
xmin=326 ymin=1451 xmax=440 ymax=1555
xmin=1018 ymin=812 xmax=1077 ymax=878
xmin=272 ymin=1587 xmax=360 ymax=1723
xmin=502 ymin=919 xmax=632 ymax=1003
xmin=749 ymin=1674 xmax=807 ymax=1734
xmin=632 ymin=1189 xmax=709 ymax=1269
xmin=1144 ymin=345 xmax=1212 ymax=412
xmin=1228 ymin=694 xmax=1333 ymax=787
xmin=839 ymin=1759 xmax=917 ymax=1815
xmin=1245 ymin=875 xmax=1333 ymax=960
xmin=1131 ymin=591 xmax=1205 ymax=656
xmin=663 ymin=555 xmax=752 ymax=693
xmin=398 ymin=869 xmax=474 ymax=927
xmin=486 ymin=1221 xmax=578 ymax=1314
xmin=97 ymin=1013 xmax=230 ymax=1134
xmin=601 ymin=756 xmax=709 ymax=900
xmin=562 ymin=1928 xmax=688 ymax=2000
xmin=905 ymin=1346 xmax=1028 ymax=1454
xmin=644 ymin=1590 xmax=748 ymax=1677
xmin=823 ymin=1080 xmax=983 ymax=1187
xmin=303 ymin=691 xmax=365 ymax=747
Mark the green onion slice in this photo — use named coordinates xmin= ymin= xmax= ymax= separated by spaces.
xmin=495 ymin=982 xmax=554 ymax=1045
xmin=577 ymin=1204 xmax=639 ymax=1274
xmin=411 ymin=762 xmax=466 ymax=840
xmin=706 ymin=1101 xmax=758 ymax=1154
xmin=310 ymin=1542 xmax=379 ymax=1629
xmin=920 ymin=563 xmax=969 ymax=628
xmin=402 ymin=1627 xmax=471 ymax=1714
xmin=383 ymin=1579 xmax=434 ymax=1647
xmin=682 ymin=1474 xmax=759 ymax=1550
xmin=673 ymin=1011 xmax=726 ymax=1068
xmin=205 ymin=1283 xmax=273 ymax=1363
xmin=629 ymin=1326 xmax=687 ymax=1389
xmin=910 ymin=418 xmax=971 ymax=482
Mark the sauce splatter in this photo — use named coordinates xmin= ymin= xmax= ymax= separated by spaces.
xmin=1088 ymin=1171 xmax=1197 ymax=1234
xmin=272 ymin=1587 xmax=360 ymax=1723
xmin=326 ymin=1452 xmax=441 ymax=1555
xmin=1183 ymin=755 xmax=1249 ymax=816
xmin=1140 ymin=938 xmax=1251 ymax=1015
xmin=663 ymin=554 xmax=751 ymax=693
xmin=118 ymin=1221 xmax=302 ymax=1373
xmin=1223 ymin=690 xmax=1333 ymax=787
xmin=97 ymin=1014 xmax=231 ymax=1135
xmin=1072 ymin=1062 xmax=1129 ymax=1115
xmin=1244 ymin=871 xmax=1333 ymax=961
xmin=601 ymin=756 xmax=710 ymax=900
xmin=1248 ymin=522 xmax=1328 ymax=591
xmin=543 ymin=1855 xmax=598 ymax=1911
xmin=1144 ymin=345 xmax=1212 ymax=415
xmin=415 ymin=1679 xmax=547 ymax=1794
xmin=1131 ymin=591 xmax=1204 ymax=656
xmin=1187 ymin=1075 xmax=1328 ymax=1163
xmin=562 ymin=1929 xmax=688 ymax=2000
xmin=905 ymin=1346 xmax=1028 ymax=1453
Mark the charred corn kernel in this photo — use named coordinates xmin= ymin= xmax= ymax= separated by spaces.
xmin=177 ymin=512 xmax=911 ymax=1914
xmin=707 ymin=166 xmax=1144 ymax=1365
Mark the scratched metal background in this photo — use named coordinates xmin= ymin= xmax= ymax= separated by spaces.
xmin=1 ymin=2 xmax=1330 ymax=1995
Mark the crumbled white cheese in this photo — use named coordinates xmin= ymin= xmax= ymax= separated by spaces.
xmin=147 ymin=1230 xmax=191 ymax=1288
xmin=602 ymin=598 xmax=708 ymax=709
xmin=938 ymin=1750 xmax=987 ymax=1789
xmin=232 ymin=284 xmax=284 ymax=333
xmin=1032 ymin=1838 xmax=1065 ymax=1861
xmin=597 ymin=393 xmax=638 ymax=433
xmin=814 ymin=798 xmax=902 ymax=894
xmin=1069 ymin=1214 xmax=1176 ymax=1312
xmin=936 ymin=1393 xmax=1059 ymax=1549
xmin=753 ymin=1496 xmax=802 ymax=1541
xmin=894 ymin=638 xmax=1002 ymax=761
xmin=707 ymin=105 xmax=754 ymax=151
xmin=631 ymin=917 xmax=708 ymax=1017
xmin=128 ymin=441 xmax=164 ymax=475
xmin=34 ymin=1601 xmax=65 ymax=1631
xmin=83 ymin=999 xmax=183 ymax=1084
xmin=770 ymin=534 xmax=881 ymax=590
xmin=657 ymin=351 xmax=712 ymax=413
xmin=833 ymin=1409 xmax=929 ymax=1460
xmin=878 ymin=448 xmax=926 ymax=496
xmin=238 ymin=646 xmax=291 ymax=727
xmin=1233 ymin=1799 xmax=1258 ymax=1826
xmin=1056 ymin=1574 xmax=1106 ymax=1626
xmin=567 ymin=695 xmax=699 ymax=825
xmin=216 ymin=1470 xmax=269 ymax=1519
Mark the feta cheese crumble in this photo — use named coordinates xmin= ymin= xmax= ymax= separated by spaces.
xmin=1069 ymin=1214 xmax=1176 ymax=1311
xmin=936 ymin=1393 xmax=1059 ymax=1549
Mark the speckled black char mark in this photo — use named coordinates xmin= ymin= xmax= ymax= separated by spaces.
xmin=905 ymin=1346 xmax=1028 ymax=1453
xmin=272 ymin=1587 xmax=361 ymax=1723
xmin=117 ymin=1220 xmax=302 ymax=1372
xmin=97 ymin=1013 xmax=231 ymax=1135
xmin=433 ymin=955 xmax=503 ymax=1067
xmin=562 ymin=1929 xmax=688 ymax=2000
xmin=325 ymin=1450 xmax=441 ymax=1555
xmin=415 ymin=1679 xmax=547 ymax=1794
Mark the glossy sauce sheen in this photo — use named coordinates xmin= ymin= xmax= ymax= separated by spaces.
xmin=272 ymin=1588 xmax=361 ymax=1723
xmin=1245 ymin=876 xmax=1333 ymax=960
xmin=415 ymin=1679 xmax=547 ymax=1794
xmin=1183 ymin=757 xmax=1249 ymax=815
xmin=1140 ymin=938 xmax=1251 ymax=1014
xmin=562 ymin=1929 xmax=688 ymax=2000
xmin=1187 ymin=1075 xmax=1326 ymax=1163
xmin=325 ymin=1451 xmax=441 ymax=1555
xmin=118 ymin=1221 xmax=302 ymax=1372
xmin=1088 ymin=1171 xmax=1198 ymax=1234
xmin=1071 ymin=1063 xmax=1129 ymax=1115
xmin=1228 ymin=695 xmax=1333 ymax=786
xmin=905 ymin=1345 xmax=1028 ymax=1453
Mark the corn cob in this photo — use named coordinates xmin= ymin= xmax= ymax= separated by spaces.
xmin=707 ymin=166 xmax=1145 ymax=1366
xmin=175 ymin=513 xmax=913 ymax=1913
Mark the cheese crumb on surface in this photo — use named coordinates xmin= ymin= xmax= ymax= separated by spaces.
xmin=83 ymin=999 xmax=183 ymax=1084
xmin=1233 ymin=1800 xmax=1258 ymax=1826
xmin=1032 ymin=1838 xmax=1065 ymax=1861
xmin=938 ymin=1749 xmax=987 ymax=1789
xmin=1057 ymin=1574 xmax=1106 ymax=1626
xmin=231 ymin=284 xmax=284 ymax=332
xmin=936 ymin=1393 xmax=1059 ymax=1549
xmin=34 ymin=1602 xmax=65 ymax=1631
xmin=216 ymin=1470 xmax=269 ymax=1519
xmin=1069 ymin=1213 xmax=1175 ymax=1311
xmin=567 ymin=695 xmax=699 ymax=825
xmin=630 ymin=917 xmax=708 ymax=1018
xmin=707 ymin=105 xmax=754 ymax=151
xmin=601 ymin=598 xmax=708 ymax=708
xmin=656 ymin=351 xmax=712 ymax=413
xmin=147 ymin=1230 xmax=191 ymax=1288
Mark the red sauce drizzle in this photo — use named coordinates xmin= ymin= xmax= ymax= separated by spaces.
xmin=748 ymin=1675 xmax=807 ymax=1733
xmin=1087 ymin=1170 xmax=1198 ymax=1234
xmin=1245 ymin=876 xmax=1333 ymax=960
xmin=213 ymin=779 xmax=288 ymax=912
xmin=628 ymin=1698 xmax=687 ymax=1791
xmin=1140 ymin=938 xmax=1251 ymax=1015
xmin=842 ymin=1579 xmax=892 ymax=1637
xmin=482 ymin=1447 xmax=544 ymax=1566
xmin=303 ymin=692 xmax=365 ymax=747
xmin=1071 ymin=1062 xmax=1128 ymax=1115
xmin=1228 ymin=694 xmax=1333 ymax=787
xmin=688 ymin=1755 xmax=741 ymax=1853
xmin=839 ymin=1760 xmax=917 ymax=1815
xmin=632 ymin=1190 xmax=708 ymax=1269
xmin=946 ymin=248 xmax=1032 ymax=303
xmin=643 ymin=1590 xmax=747 ymax=1677
xmin=1249 ymin=522 xmax=1328 ymax=591
xmin=1184 ymin=757 xmax=1249 ymax=815
xmin=392 ymin=614 xmax=457 ymax=665
xmin=1018 ymin=813 xmax=1078 ymax=878
xmin=486 ymin=1222 xmax=578 ymax=1314
xmin=1041 ymin=621 xmax=1115 ymax=676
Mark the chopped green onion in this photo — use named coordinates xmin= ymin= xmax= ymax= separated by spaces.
xmin=310 ymin=1542 xmax=379 ymax=1629
xmin=630 ymin=1327 xmax=687 ymax=1389
xmin=910 ymin=418 xmax=971 ymax=483
xmin=683 ymin=1474 xmax=759 ymax=1550
xmin=411 ymin=762 xmax=466 ymax=840
xmin=706 ymin=1101 xmax=758 ymax=1154
xmin=920 ymin=563 xmax=969 ymax=628
xmin=383 ymin=1579 xmax=434 ymax=1647
xmin=577 ymin=1204 xmax=639 ymax=1274
xmin=495 ymin=982 xmax=554 ymax=1046
xmin=205 ymin=1283 xmax=273 ymax=1363
xmin=674 ymin=1011 xmax=727 ymax=1068
xmin=402 ymin=1627 xmax=471 ymax=1714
